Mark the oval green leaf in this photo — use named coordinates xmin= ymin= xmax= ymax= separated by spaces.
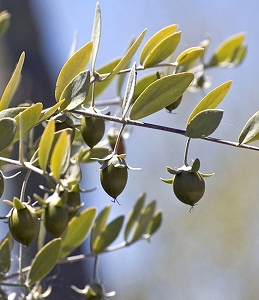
xmin=55 ymin=41 xmax=93 ymax=101
xmin=0 ymin=118 xmax=16 ymax=152
xmin=185 ymin=109 xmax=223 ymax=138
xmin=238 ymin=110 xmax=259 ymax=145
xmin=50 ymin=130 xmax=71 ymax=180
xmin=187 ymin=81 xmax=232 ymax=124
xmin=38 ymin=119 xmax=55 ymax=171
xmin=176 ymin=47 xmax=204 ymax=66
xmin=92 ymin=216 xmax=124 ymax=254
xmin=59 ymin=207 xmax=97 ymax=259
xmin=133 ymin=72 xmax=160 ymax=102
xmin=91 ymin=2 xmax=101 ymax=72
xmin=147 ymin=210 xmax=162 ymax=236
xmin=129 ymin=72 xmax=194 ymax=120
xmin=60 ymin=70 xmax=90 ymax=110
xmin=143 ymin=31 xmax=181 ymax=68
xmin=140 ymin=24 xmax=178 ymax=65
xmin=26 ymin=238 xmax=61 ymax=286
xmin=0 ymin=238 xmax=11 ymax=279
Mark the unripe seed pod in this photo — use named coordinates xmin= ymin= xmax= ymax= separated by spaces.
xmin=81 ymin=108 xmax=105 ymax=148
xmin=67 ymin=190 xmax=81 ymax=220
xmin=9 ymin=204 xmax=40 ymax=246
xmin=44 ymin=194 xmax=69 ymax=237
xmin=100 ymin=155 xmax=128 ymax=200
xmin=173 ymin=171 xmax=205 ymax=206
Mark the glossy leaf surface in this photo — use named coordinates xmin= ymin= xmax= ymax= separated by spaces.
xmin=130 ymin=72 xmax=193 ymax=120
xmin=26 ymin=238 xmax=61 ymax=286
xmin=60 ymin=207 xmax=97 ymax=259
xmin=186 ymin=109 xmax=223 ymax=138
xmin=187 ymin=81 xmax=232 ymax=124
xmin=55 ymin=41 xmax=93 ymax=101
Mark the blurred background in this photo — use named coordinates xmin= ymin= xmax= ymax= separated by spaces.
xmin=1 ymin=0 xmax=259 ymax=299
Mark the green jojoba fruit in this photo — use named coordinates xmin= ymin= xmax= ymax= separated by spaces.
xmin=100 ymin=155 xmax=128 ymax=200
xmin=44 ymin=194 xmax=69 ymax=237
xmin=67 ymin=190 xmax=81 ymax=220
xmin=81 ymin=108 xmax=105 ymax=148
xmin=9 ymin=204 xmax=40 ymax=246
xmin=173 ymin=170 xmax=205 ymax=207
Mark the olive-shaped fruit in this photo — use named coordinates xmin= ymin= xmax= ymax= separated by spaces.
xmin=9 ymin=204 xmax=40 ymax=246
xmin=173 ymin=171 xmax=205 ymax=206
xmin=81 ymin=108 xmax=105 ymax=148
xmin=67 ymin=190 xmax=81 ymax=220
xmin=44 ymin=201 xmax=69 ymax=237
xmin=100 ymin=156 xmax=128 ymax=200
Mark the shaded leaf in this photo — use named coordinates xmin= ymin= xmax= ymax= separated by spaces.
xmin=185 ymin=109 xmax=223 ymax=138
xmin=0 ymin=238 xmax=11 ymax=279
xmin=238 ymin=110 xmax=259 ymax=144
xmin=147 ymin=210 xmax=162 ymax=236
xmin=50 ymin=130 xmax=71 ymax=180
xmin=124 ymin=193 xmax=146 ymax=241
xmin=0 ymin=118 xmax=16 ymax=152
xmin=143 ymin=31 xmax=181 ymax=68
xmin=133 ymin=72 xmax=160 ymax=102
xmin=90 ymin=205 xmax=111 ymax=251
xmin=0 ymin=52 xmax=24 ymax=111
xmin=77 ymin=146 xmax=110 ymax=163
xmin=60 ymin=70 xmax=90 ymax=110
xmin=59 ymin=207 xmax=97 ymax=259
xmin=187 ymin=81 xmax=232 ymax=124
xmin=92 ymin=216 xmax=124 ymax=253
xmin=122 ymin=63 xmax=137 ymax=119
xmin=91 ymin=2 xmax=101 ymax=72
xmin=0 ymin=10 xmax=10 ymax=36
xmin=140 ymin=24 xmax=178 ymax=65
xmin=130 ymin=72 xmax=193 ymax=120
xmin=38 ymin=100 xmax=65 ymax=123
xmin=130 ymin=201 xmax=156 ymax=243
xmin=38 ymin=119 xmax=55 ymax=171
xmin=0 ymin=107 xmax=26 ymax=119
xmin=55 ymin=41 xmax=93 ymax=101
xmin=26 ymin=238 xmax=61 ymax=286
xmin=208 ymin=32 xmax=246 ymax=67
xmin=176 ymin=47 xmax=204 ymax=66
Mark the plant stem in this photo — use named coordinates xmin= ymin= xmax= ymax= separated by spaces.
xmin=73 ymin=109 xmax=259 ymax=153
xmin=113 ymin=124 xmax=126 ymax=154
xmin=183 ymin=138 xmax=191 ymax=166
xmin=93 ymin=255 xmax=99 ymax=281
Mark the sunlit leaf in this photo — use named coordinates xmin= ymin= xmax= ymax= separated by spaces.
xmin=0 ymin=52 xmax=25 ymax=111
xmin=55 ymin=41 xmax=93 ymax=101
xmin=130 ymin=72 xmax=193 ymax=120
xmin=185 ymin=109 xmax=223 ymax=138
xmin=38 ymin=100 xmax=65 ymax=123
xmin=90 ymin=205 xmax=111 ymax=251
xmin=59 ymin=207 xmax=97 ymax=259
xmin=0 ymin=118 xmax=16 ymax=152
xmin=208 ymin=32 xmax=246 ymax=67
xmin=238 ymin=110 xmax=259 ymax=144
xmin=176 ymin=47 xmax=204 ymax=66
xmin=140 ymin=24 xmax=178 ymax=65
xmin=143 ymin=31 xmax=181 ymax=68
xmin=26 ymin=238 xmax=61 ymax=286
xmin=38 ymin=119 xmax=55 ymax=171
xmin=92 ymin=216 xmax=124 ymax=253
xmin=50 ymin=130 xmax=71 ymax=180
xmin=124 ymin=193 xmax=146 ymax=241
xmin=60 ymin=70 xmax=90 ymax=110
xmin=187 ymin=81 xmax=232 ymax=124
xmin=133 ymin=72 xmax=160 ymax=102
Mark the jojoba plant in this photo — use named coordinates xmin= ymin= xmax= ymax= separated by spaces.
xmin=0 ymin=2 xmax=253 ymax=299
